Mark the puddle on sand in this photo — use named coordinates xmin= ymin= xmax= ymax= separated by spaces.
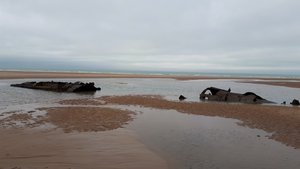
xmin=121 ymin=106 xmax=300 ymax=169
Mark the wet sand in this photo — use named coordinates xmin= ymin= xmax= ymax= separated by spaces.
xmin=0 ymin=107 xmax=168 ymax=169
xmin=0 ymin=128 xmax=168 ymax=169
xmin=240 ymin=80 xmax=300 ymax=88
xmin=1 ymin=95 xmax=300 ymax=168
xmin=0 ymin=70 xmax=217 ymax=80
xmin=42 ymin=107 xmax=134 ymax=133
xmin=2 ymin=72 xmax=300 ymax=168
xmin=1 ymin=71 xmax=300 ymax=86
xmin=60 ymin=95 xmax=300 ymax=149
xmin=0 ymin=107 xmax=134 ymax=132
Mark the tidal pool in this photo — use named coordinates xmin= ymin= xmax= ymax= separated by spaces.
xmin=123 ymin=106 xmax=300 ymax=169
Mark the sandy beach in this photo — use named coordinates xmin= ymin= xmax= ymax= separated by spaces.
xmin=1 ymin=71 xmax=300 ymax=168
xmin=1 ymin=71 xmax=300 ymax=88
xmin=0 ymin=106 xmax=168 ymax=169
xmin=1 ymin=94 xmax=299 ymax=168
xmin=0 ymin=128 xmax=168 ymax=169
xmin=240 ymin=80 xmax=300 ymax=89
xmin=0 ymin=70 xmax=217 ymax=80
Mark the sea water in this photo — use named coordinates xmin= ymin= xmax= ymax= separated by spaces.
xmin=1 ymin=78 xmax=300 ymax=111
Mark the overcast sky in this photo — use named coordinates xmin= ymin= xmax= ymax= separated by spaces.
xmin=0 ymin=0 xmax=300 ymax=74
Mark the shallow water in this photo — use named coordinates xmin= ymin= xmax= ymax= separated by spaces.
xmin=1 ymin=78 xmax=300 ymax=111
xmin=125 ymin=106 xmax=300 ymax=169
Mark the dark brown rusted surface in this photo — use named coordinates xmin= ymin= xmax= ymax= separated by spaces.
xmin=11 ymin=81 xmax=101 ymax=92
xmin=200 ymin=87 xmax=273 ymax=104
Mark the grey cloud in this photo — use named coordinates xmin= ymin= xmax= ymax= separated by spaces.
xmin=0 ymin=0 xmax=299 ymax=74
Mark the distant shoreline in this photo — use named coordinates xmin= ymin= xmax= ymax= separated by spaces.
xmin=1 ymin=70 xmax=300 ymax=88
xmin=1 ymin=69 xmax=299 ymax=78
xmin=1 ymin=70 xmax=300 ymax=80
xmin=0 ymin=70 xmax=223 ymax=80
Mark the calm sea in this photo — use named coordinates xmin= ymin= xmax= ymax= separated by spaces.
xmin=1 ymin=78 xmax=300 ymax=111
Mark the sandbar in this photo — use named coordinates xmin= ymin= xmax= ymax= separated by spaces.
xmin=61 ymin=95 xmax=300 ymax=149
xmin=239 ymin=80 xmax=300 ymax=88
xmin=0 ymin=70 xmax=216 ymax=80
xmin=1 ymin=70 xmax=300 ymax=88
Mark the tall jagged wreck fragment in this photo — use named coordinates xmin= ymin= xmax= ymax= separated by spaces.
xmin=200 ymin=87 xmax=273 ymax=104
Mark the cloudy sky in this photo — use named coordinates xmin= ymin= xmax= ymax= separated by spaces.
xmin=0 ymin=0 xmax=300 ymax=74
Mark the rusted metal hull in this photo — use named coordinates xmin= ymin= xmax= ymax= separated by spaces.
xmin=11 ymin=81 xmax=101 ymax=92
xmin=200 ymin=87 xmax=273 ymax=104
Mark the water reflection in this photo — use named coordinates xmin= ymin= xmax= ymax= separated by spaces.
xmin=126 ymin=106 xmax=300 ymax=169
